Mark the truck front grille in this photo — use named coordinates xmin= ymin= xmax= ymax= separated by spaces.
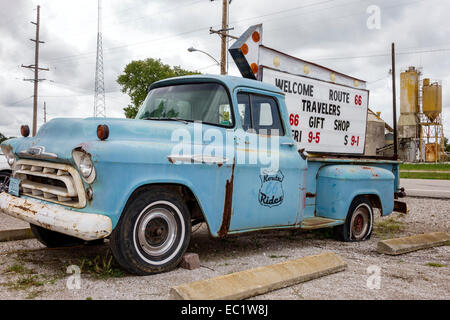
xmin=13 ymin=159 xmax=86 ymax=208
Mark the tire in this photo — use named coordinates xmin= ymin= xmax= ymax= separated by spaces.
xmin=30 ymin=224 xmax=85 ymax=248
xmin=109 ymin=187 xmax=191 ymax=275
xmin=335 ymin=196 xmax=374 ymax=242
xmin=0 ymin=171 xmax=11 ymax=193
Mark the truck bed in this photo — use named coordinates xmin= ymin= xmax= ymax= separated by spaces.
xmin=303 ymin=156 xmax=400 ymax=220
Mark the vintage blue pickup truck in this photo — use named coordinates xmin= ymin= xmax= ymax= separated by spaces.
xmin=0 ymin=74 xmax=406 ymax=275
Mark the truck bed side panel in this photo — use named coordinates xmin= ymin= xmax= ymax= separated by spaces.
xmin=315 ymin=165 xmax=395 ymax=220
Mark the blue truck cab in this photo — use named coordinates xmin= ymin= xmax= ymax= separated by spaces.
xmin=0 ymin=74 xmax=406 ymax=275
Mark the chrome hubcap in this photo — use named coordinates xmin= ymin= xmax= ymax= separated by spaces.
xmin=137 ymin=208 xmax=177 ymax=257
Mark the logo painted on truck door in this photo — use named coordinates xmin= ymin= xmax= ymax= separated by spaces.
xmin=259 ymin=170 xmax=284 ymax=207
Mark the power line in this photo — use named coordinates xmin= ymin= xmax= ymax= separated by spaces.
xmin=309 ymin=47 xmax=450 ymax=62
xmin=40 ymin=0 xmax=338 ymax=65
xmin=7 ymin=96 xmax=33 ymax=106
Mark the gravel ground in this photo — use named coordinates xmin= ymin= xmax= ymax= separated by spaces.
xmin=0 ymin=196 xmax=448 ymax=300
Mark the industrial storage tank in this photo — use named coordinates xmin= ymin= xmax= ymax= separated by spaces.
xmin=398 ymin=66 xmax=419 ymax=139
xmin=422 ymin=78 xmax=442 ymax=122
xmin=400 ymin=66 xmax=419 ymax=114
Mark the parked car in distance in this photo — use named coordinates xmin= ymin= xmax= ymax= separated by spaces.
xmin=0 ymin=151 xmax=11 ymax=192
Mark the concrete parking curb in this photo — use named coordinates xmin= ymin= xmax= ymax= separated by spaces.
xmin=377 ymin=232 xmax=450 ymax=255
xmin=0 ymin=228 xmax=34 ymax=242
xmin=169 ymin=252 xmax=347 ymax=300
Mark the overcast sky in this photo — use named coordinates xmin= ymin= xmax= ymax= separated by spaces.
xmin=1 ymin=0 xmax=449 ymax=138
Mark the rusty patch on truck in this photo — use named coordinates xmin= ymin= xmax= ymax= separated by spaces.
xmin=361 ymin=166 xmax=379 ymax=177
xmin=217 ymin=162 xmax=235 ymax=237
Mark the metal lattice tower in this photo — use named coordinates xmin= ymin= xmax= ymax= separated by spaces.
xmin=94 ymin=0 xmax=106 ymax=117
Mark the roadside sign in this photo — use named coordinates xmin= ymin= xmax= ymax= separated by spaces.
xmin=229 ymin=24 xmax=370 ymax=155
xmin=262 ymin=67 xmax=369 ymax=154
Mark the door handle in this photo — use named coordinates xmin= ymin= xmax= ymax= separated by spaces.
xmin=281 ymin=142 xmax=295 ymax=147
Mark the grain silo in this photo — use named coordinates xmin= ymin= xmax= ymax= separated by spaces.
xmin=398 ymin=67 xmax=420 ymax=161
xmin=420 ymin=78 xmax=444 ymax=162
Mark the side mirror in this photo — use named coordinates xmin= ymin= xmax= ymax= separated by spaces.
xmin=298 ymin=148 xmax=308 ymax=160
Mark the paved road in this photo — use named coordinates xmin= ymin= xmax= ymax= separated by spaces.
xmin=400 ymin=178 xmax=450 ymax=198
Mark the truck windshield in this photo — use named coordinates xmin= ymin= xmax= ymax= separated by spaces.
xmin=136 ymin=83 xmax=233 ymax=127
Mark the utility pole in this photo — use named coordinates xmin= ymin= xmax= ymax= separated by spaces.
xmin=391 ymin=43 xmax=398 ymax=160
xmin=22 ymin=5 xmax=49 ymax=136
xmin=210 ymin=0 xmax=235 ymax=75
xmin=220 ymin=0 xmax=228 ymax=75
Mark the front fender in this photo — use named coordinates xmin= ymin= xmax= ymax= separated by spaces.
xmin=315 ymin=165 xmax=395 ymax=220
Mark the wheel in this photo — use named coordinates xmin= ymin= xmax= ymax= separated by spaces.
xmin=109 ymin=187 xmax=191 ymax=275
xmin=0 ymin=171 xmax=11 ymax=193
xmin=335 ymin=196 xmax=373 ymax=242
xmin=30 ymin=224 xmax=85 ymax=248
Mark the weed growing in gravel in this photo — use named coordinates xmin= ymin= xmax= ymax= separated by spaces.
xmin=374 ymin=217 xmax=404 ymax=238
xmin=2 ymin=275 xmax=45 ymax=290
xmin=269 ymin=255 xmax=291 ymax=259
xmin=425 ymin=262 xmax=446 ymax=268
xmin=77 ymin=251 xmax=124 ymax=279
xmin=26 ymin=290 xmax=43 ymax=299
xmin=3 ymin=264 xmax=36 ymax=275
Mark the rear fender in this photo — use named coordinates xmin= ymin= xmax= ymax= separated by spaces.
xmin=315 ymin=165 xmax=395 ymax=220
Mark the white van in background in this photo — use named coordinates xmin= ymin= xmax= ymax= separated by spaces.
xmin=0 ymin=151 xmax=11 ymax=192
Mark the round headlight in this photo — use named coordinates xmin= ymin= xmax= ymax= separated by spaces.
xmin=6 ymin=154 xmax=15 ymax=166
xmin=79 ymin=154 xmax=94 ymax=178
xmin=1 ymin=147 xmax=15 ymax=167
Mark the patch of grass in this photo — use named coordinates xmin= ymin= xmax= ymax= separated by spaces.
xmin=269 ymin=255 xmax=291 ymax=259
xmin=2 ymin=275 xmax=45 ymax=291
xmin=425 ymin=262 xmax=446 ymax=268
xmin=400 ymin=163 xmax=450 ymax=171
xmin=78 ymin=251 xmax=124 ymax=279
xmin=374 ymin=217 xmax=405 ymax=239
xmin=26 ymin=290 xmax=44 ymax=300
xmin=390 ymin=273 xmax=414 ymax=283
xmin=400 ymin=172 xmax=450 ymax=180
xmin=3 ymin=264 xmax=36 ymax=275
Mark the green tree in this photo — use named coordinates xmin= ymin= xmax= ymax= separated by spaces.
xmin=0 ymin=132 xmax=7 ymax=144
xmin=117 ymin=58 xmax=199 ymax=119
xmin=445 ymin=137 xmax=449 ymax=152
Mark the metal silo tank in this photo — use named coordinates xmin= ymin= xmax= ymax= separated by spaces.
xmin=422 ymin=79 xmax=442 ymax=122
xmin=398 ymin=67 xmax=419 ymax=139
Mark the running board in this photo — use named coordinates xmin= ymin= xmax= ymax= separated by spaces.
xmin=300 ymin=217 xmax=344 ymax=230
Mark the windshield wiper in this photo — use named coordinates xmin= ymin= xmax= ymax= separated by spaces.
xmin=141 ymin=117 xmax=191 ymax=124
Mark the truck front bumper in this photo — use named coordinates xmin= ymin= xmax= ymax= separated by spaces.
xmin=0 ymin=192 xmax=112 ymax=241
